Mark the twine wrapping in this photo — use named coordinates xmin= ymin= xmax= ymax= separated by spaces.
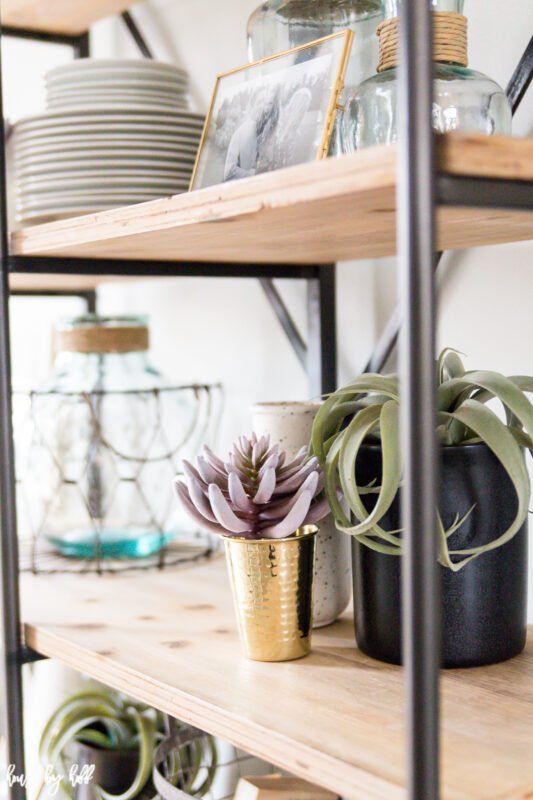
xmin=377 ymin=11 xmax=468 ymax=72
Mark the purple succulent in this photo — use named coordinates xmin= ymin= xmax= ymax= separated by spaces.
xmin=175 ymin=433 xmax=329 ymax=540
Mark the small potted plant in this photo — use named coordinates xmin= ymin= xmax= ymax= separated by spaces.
xmin=38 ymin=689 xmax=159 ymax=800
xmin=175 ymin=433 xmax=329 ymax=662
xmin=311 ymin=349 xmax=533 ymax=668
xmin=38 ymin=689 xmax=217 ymax=800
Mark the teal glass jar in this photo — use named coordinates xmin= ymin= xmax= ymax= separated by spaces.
xmin=342 ymin=0 xmax=511 ymax=150
xmin=18 ymin=315 xmax=215 ymax=564
xmin=247 ymin=0 xmax=385 ymax=154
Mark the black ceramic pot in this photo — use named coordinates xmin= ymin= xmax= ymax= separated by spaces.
xmin=67 ymin=740 xmax=144 ymax=800
xmin=352 ymin=441 xmax=528 ymax=668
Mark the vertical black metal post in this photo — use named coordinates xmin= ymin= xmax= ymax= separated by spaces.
xmin=0 ymin=33 xmax=27 ymax=800
xmin=73 ymin=32 xmax=90 ymax=59
xmin=307 ymin=265 xmax=337 ymax=397
xmin=397 ymin=0 xmax=440 ymax=799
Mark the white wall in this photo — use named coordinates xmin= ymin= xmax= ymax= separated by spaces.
xmin=3 ymin=1 xmax=533 ymax=617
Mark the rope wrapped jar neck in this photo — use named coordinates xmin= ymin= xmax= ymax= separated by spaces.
xmin=377 ymin=10 xmax=468 ymax=72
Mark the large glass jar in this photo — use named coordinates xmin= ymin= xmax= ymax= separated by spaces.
xmin=343 ymin=0 xmax=511 ymax=150
xmin=247 ymin=0 xmax=385 ymax=153
xmin=16 ymin=315 xmax=218 ymax=566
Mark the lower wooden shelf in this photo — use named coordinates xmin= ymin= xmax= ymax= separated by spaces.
xmin=21 ymin=556 xmax=533 ymax=800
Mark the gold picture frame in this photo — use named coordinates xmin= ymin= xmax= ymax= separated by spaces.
xmin=189 ymin=30 xmax=354 ymax=191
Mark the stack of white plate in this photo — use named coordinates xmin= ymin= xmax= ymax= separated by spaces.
xmin=13 ymin=60 xmax=204 ymax=225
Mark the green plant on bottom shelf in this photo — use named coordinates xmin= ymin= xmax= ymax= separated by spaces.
xmin=38 ymin=689 xmax=217 ymax=800
xmin=311 ymin=348 xmax=533 ymax=571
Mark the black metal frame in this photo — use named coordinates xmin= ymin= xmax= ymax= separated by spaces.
xmin=1 ymin=6 xmax=533 ymax=800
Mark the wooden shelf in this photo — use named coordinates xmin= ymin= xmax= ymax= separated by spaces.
xmin=9 ymin=134 xmax=533 ymax=283
xmin=1 ymin=0 xmax=142 ymax=35
xmin=21 ymin=555 xmax=533 ymax=800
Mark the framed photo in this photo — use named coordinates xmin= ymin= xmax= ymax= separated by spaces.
xmin=190 ymin=30 xmax=353 ymax=191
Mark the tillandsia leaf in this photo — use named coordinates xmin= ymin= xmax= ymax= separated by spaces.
xmin=175 ymin=435 xmax=328 ymax=539
xmin=444 ymin=371 xmax=533 ymax=444
xmin=509 ymin=426 xmax=533 ymax=450
xmin=98 ymin=708 xmax=155 ymax=800
xmin=444 ymin=504 xmax=476 ymax=539
xmin=338 ymin=401 xmax=403 ymax=549
xmin=39 ymin=690 xmax=123 ymax=764
xmin=438 ymin=347 xmax=466 ymax=383
xmin=442 ymin=400 xmax=530 ymax=560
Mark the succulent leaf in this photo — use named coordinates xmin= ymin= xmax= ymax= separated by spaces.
xmin=208 ymin=484 xmax=250 ymax=534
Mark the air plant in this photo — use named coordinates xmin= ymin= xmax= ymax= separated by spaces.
xmin=175 ymin=433 xmax=329 ymax=539
xmin=311 ymin=348 xmax=533 ymax=571
xmin=38 ymin=689 xmax=217 ymax=800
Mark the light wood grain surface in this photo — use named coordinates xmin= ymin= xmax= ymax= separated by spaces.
xmin=1 ymin=0 xmax=142 ymax=34
xmin=21 ymin=556 xmax=533 ymax=800
xmin=10 ymin=134 xmax=533 ymax=272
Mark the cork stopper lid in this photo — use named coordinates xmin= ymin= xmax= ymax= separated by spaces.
xmin=57 ymin=317 xmax=149 ymax=354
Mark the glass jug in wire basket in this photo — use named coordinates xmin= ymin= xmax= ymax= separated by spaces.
xmin=15 ymin=315 xmax=223 ymax=571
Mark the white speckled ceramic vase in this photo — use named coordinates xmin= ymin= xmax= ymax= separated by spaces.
xmin=251 ymin=402 xmax=351 ymax=627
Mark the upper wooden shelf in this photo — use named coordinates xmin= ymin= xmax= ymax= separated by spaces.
xmin=1 ymin=0 xmax=142 ymax=35
xmin=21 ymin=555 xmax=533 ymax=800
xmin=9 ymin=134 xmax=533 ymax=281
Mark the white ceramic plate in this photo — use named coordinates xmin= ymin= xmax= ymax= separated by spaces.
xmin=48 ymin=87 xmax=187 ymax=100
xmin=18 ymin=174 xmax=191 ymax=192
xmin=18 ymin=189 xmax=189 ymax=207
xmin=47 ymin=77 xmax=188 ymax=95
xmin=47 ymin=95 xmax=189 ymax=110
xmin=18 ymin=189 xmax=180 ymax=206
xmin=14 ymin=127 xmax=201 ymax=145
xmin=18 ymin=168 xmax=192 ymax=187
xmin=14 ymin=128 xmax=203 ymax=147
xmin=46 ymin=75 xmax=188 ymax=93
xmin=47 ymin=75 xmax=187 ymax=89
xmin=14 ymin=144 xmax=200 ymax=164
xmin=16 ymin=106 xmax=204 ymax=128
xmin=46 ymin=59 xmax=187 ymax=80
xmin=16 ymin=153 xmax=197 ymax=173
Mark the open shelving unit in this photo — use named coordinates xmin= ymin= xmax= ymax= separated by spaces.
xmin=2 ymin=4 xmax=533 ymax=800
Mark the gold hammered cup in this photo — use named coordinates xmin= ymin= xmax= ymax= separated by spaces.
xmin=223 ymin=525 xmax=318 ymax=662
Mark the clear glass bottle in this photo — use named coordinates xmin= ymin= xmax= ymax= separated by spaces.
xmin=17 ymin=315 xmax=215 ymax=562
xmin=343 ymin=0 xmax=511 ymax=151
xmin=247 ymin=0 xmax=385 ymax=153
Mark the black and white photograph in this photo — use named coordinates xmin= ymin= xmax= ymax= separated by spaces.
xmin=190 ymin=32 xmax=352 ymax=191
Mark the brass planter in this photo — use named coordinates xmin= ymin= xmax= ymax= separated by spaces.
xmin=223 ymin=526 xmax=318 ymax=662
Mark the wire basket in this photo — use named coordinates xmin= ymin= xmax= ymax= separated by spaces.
xmin=154 ymin=724 xmax=276 ymax=800
xmin=14 ymin=382 xmax=224 ymax=574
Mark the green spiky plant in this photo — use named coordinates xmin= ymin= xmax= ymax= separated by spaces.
xmin=38 ymin=689 xmax=217 ymax=800
xmin=311 ymin=349 xmax=533 ymax=572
